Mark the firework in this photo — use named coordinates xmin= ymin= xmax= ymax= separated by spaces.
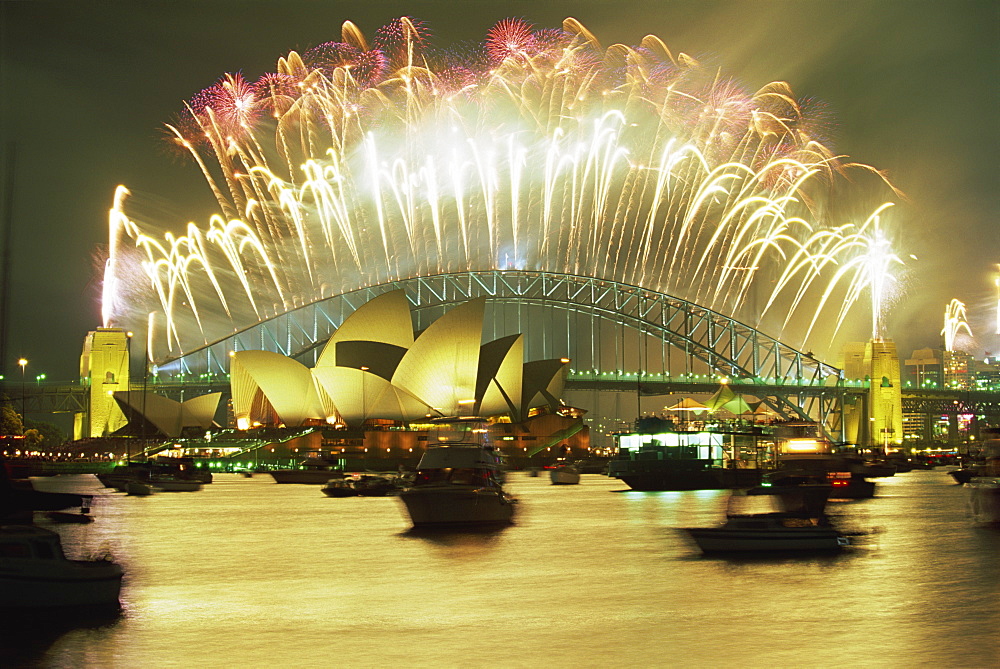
xmin=104 ymin=17 xmax=902 ymax=359
xmin=941 ymin=299 xmax=972 ymax=352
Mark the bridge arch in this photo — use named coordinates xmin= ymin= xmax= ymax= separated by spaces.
xmin=160 ymin=270 xmax=841 ymax=384
xmin=150 ymin=271 xmax=847 ymax=433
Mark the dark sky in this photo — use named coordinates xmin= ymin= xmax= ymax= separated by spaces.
xmin=2 ymin=0 xmax=998 ymax=382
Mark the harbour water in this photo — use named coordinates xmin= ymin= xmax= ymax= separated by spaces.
xmin=5 ymin=470 xmax=999 ymax=668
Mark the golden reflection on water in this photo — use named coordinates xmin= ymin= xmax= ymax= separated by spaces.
xmin=7 ymin=471 xmax=999 ymax=667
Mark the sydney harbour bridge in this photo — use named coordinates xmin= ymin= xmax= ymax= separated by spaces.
xmin=13 ymin=18 xmax=1000 ymax=448
xmin=21 ymin=269 xmax=1000 ymax=449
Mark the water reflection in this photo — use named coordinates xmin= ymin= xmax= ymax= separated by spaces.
xmin=0 ymin=605 xmax=123 ymax=667
xmin=8 ymin=471 xmax=998 ymax=666
xmin=399 ymin=525 xmax=510 ymax=547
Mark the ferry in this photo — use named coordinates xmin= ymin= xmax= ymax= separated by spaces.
xmin=607 ymin=419 xmax=770 ymax=491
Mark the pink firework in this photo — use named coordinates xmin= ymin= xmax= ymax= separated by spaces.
xmin=197 ymin=73 xmax=261 ymax=136
xmin=485 ymin=18 xmax=534 ymax=64
xmin=374 ymin=16 xmax=431 ymax=68
xmin=350 ymin=49 xmax=389 ymax=88
xmin=254 ymin=72 xmax=300 ymax=117
xmin=304 ymin=42 xmax=361 ymax=72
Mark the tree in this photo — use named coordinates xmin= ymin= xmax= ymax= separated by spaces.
xmin=24 ymin=420 xmax=66 ymax=449
xmin=23 ymin=428 xmax=42 ymax=449
xmin=1 ymin=404 xmax=24 ymax=436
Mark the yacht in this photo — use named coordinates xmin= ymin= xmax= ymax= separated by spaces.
xmin=400 ymin=417 xmax=515 ymax=528
xmin=0 ymin=525 xmax=123 ymax=609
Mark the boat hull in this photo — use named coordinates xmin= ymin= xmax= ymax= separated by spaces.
xmin=549 ymin=468 xmax=581 ymax=485
xmin=610 ymin=462 xmax=763 ymax=491
xmin=400 ymin=487 xmax=515 ymax=527
xmin=269 ymin=470 xmax=342 ymax=484
xmin=0 ymin=562 xmax=123 ymax=608
xmin=684 ymin=527 xmax=846 ymax=553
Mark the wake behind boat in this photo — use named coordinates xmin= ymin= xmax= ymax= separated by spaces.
xmin=400 ymin=417 xmax=515 ymax=528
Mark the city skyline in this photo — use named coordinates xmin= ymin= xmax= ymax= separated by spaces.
xmin=2 ymin=1 xmax=997 ymax=381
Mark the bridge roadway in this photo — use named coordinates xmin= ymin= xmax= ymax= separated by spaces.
xmin=6 ymin=378 xmax=999 ymax=422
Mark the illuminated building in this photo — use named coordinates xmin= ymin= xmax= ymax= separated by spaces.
xmin=111 ymin=391 xmax=221 ymax=439
xmin=229 ymin=291 xmax=574 ymax=432
xmin=942 ymin=350 xmax=974 ymax=389
xmin=904 ymin=348 xmax=943 ymax=388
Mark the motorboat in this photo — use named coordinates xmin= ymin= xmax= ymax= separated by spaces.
xmin=353 ymin=475 xmax=402 ymax=497
xmin=684 ymin=513 xmax=849 ymax=553
xmin=772 ymin=457 xmax=876 ymax=499
xmin=0 ymin=525 xmax=123 ymax=609
xmin=400 ymin=417 xmax=516 ymax=528
xmin=321 ymin=479 xmax=358 ymax=498
xmin=548 ymin=461 xmax=581 ymax=485
xmin=269 ymin=455 xmax=344 ymax=484
xmin=682 ymin=492 xmax=848 ymax=554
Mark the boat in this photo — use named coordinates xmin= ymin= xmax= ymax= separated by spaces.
xmin=0 ymin=525 xmax=123 ymax=609
xmin=352 ymin=475 xmax=402 ymax=497
xmin=966 ymin=440 xmax=1000 ymax=526
xmin=967 ymin=474 xmax=1000 ymax=526
xmin=321 ymin=479 xmax=359 ymax=498
xmin=682 ymin=492 xmax=849 ymax=554
xmin=126 ymin=480 xmax=153 ymax=496
xmin=97 ymin=457 xmax=211 ymax=489
xmin=766 ymin=461 xmax=876 ymax=499
xmin=400 ymin=417 xmax=516 ymax=528
xmin=269 ymin=454 xmax=344 ymax=484
xmin=607 ymin=423 xmax=768 ymax=491
xmin=548 ymin=461 xmax=581 ymax=485
xmin=949 ymin=465 xmax=983 ymax=485
xmin=1 ymin=464 xmax=94 ymax=523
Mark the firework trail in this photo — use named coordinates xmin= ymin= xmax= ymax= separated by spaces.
xmin=103 ymin=17 xmax=902 ymax=359
xmin=941 ymin=298 xmax=972 ymax=352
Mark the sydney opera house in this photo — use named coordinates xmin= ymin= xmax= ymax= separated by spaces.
xmin=97 ymin=291 xmax=589 ymax=463
xmin=230 ymin=290 xmax=569 ymax=429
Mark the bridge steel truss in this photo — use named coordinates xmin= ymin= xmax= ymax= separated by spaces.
xmin=156 ymin=271 xmax=846 ymax=435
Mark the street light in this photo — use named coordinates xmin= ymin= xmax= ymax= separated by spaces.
xmin=17 ymin=358 xmax=27 ymax=428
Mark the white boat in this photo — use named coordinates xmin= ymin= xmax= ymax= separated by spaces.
xmin=549 ymin=462 xmax=581 ymax=485
xmin=400 ymin=417 xmax=516 ymax=528
xmin=0 ymin=525 xmax=123 ymax=609
xmin=682 ymin=492 xmax=848 ymax=553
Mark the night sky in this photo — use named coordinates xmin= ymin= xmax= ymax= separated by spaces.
xmin=2 ymin=0 xmax=997 ymax=382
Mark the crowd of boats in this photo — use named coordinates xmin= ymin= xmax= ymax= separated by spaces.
xmin=2 ymin=418 xmax=998 ymax=613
